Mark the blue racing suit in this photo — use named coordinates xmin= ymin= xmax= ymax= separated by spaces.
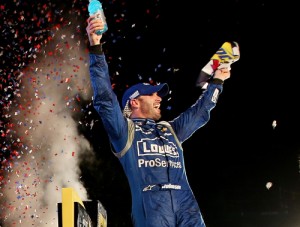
xmin=89 ymin=45 xmax=224 ymax=227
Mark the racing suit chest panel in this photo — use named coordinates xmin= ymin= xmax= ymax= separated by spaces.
xmin=118 ymin=119 xmax=190 ymax=192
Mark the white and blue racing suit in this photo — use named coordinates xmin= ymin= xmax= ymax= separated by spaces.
xmin=89 ymin=45 xmax=224 ymax=227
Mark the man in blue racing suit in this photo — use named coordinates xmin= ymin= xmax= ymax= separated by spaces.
xmin=86 ymin=16 xmax=232 ymax=227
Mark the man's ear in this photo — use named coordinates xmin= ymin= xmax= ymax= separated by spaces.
xmin=130 ymin=99 xmax=139 ymax=108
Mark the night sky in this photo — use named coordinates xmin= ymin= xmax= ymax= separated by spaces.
xmin=0 ymin=0 xmax=299 ymax=227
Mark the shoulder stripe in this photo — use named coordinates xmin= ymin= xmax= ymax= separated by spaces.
xmin=113 ymin=118 xmax=135 ymax=159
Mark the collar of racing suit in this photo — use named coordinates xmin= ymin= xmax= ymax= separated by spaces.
xmin=131 ymin=118 xmax=156 ymax=126
xmin=131 ymin=118 xmax=168 ymax=134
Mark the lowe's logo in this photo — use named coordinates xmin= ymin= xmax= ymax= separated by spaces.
xmin=136 ymin=138 xmax=179 ymax=158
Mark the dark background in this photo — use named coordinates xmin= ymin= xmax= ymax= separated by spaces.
xmin=1 ymin=0 xmax=299 ymax=226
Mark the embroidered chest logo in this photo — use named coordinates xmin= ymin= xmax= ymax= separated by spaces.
xmin=136 ymin=138 xmax=179 ymax=158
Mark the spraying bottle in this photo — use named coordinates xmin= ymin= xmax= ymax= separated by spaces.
xmin=88 ymin=0 xmax=108 ymax=35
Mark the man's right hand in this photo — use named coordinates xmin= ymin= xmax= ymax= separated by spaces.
xmin=213 ymin=68 xmax=231 ymax=81
xmin=86 ymin=16 xmax=104 ymax=46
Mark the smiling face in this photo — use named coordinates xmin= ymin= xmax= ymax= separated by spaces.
xmin=129 ymin=92 xmax=162 ymax=120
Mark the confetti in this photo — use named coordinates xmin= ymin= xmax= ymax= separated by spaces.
xmin=266 ymin=182 xmax=273 ymax=190
xmin=272 ymin=120 xmax=277 ymax=129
